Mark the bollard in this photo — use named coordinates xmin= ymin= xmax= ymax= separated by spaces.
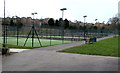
xmin=1 ymin=47 xmax=9 ymax=55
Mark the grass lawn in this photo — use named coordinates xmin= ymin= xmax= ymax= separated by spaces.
xmin=0 ymin=37 xmax=72 ymax=49
xmin=58 ymin=36 xmax=120 ymax=57
xmin=0 ymin=44 xmax=36 ymax=49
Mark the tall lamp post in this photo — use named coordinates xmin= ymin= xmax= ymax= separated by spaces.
xmin=2 ymin=0 xmax=9 ymax=55
xmin=3 ymin=0 xmax=6 ymax=47
xmin=60 ymin=8 xmax=67 ymax=20
xmin=95 ymin=19 xmax=98 ymax=24
xmin=32 ymin=12 xmax=37 ymax=20
xmin=31 ymin=12 xmax=37 ymax=47
xmin=83 ymin=15 xmax=87 ymax=40
xmin=24 ymin=12 xmax=42 ymax=47
xmin=60 ymin=8 xmax=67 ymax=44
xmin=95 ymin=19 xmax=98 ymax=37
xmin=13 ymin=16 xmax=19 ymax=45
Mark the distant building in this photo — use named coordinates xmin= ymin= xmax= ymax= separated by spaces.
xmin=94 ymin=23 xmax=104 ymax=27
xmin=39 ymin=18 xmax=50 ymax=25
xmin=42 ymin=18 xmax=50 ymax=23
xmin=26 ymin=17 xmax=32 ymax=26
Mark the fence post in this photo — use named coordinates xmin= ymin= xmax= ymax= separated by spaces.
xmin=17 ymin=26 xmax=19 ymax=45
xmin=5 ymin=25 xmax=7 ymax=45
xmin=50 ymin=26 xmax=52 ymax=46
xmin=62 ymin=28 xmax=64 ymax=44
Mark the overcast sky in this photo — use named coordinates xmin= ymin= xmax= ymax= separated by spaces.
xmin=0 ymin=0 xmax=119 ymax=23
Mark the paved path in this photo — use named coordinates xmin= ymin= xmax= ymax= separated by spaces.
xmin=35 ymin=34 xmax=115 ymax=51
xmin=0 ymin=55 xmax=2 ymax=73
xmin=2 ymin=35 xmax=119 ymax=71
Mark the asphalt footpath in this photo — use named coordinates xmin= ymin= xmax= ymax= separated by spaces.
xmin=0 ymin=54 xmax=2 ymax=73
xmin=2 ymin=35 xmax=119 ymax=71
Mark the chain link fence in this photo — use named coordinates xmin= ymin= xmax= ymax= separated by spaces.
xmin=0 ymin=25 xmax=117 ymax=48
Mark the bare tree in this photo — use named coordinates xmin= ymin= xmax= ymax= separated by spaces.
xmin=108 ymin=17 xmax=120 ymax=30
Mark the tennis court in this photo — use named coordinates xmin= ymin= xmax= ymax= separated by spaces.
xmin=0 ymin=25 xmax=112 ymax=48
xmin=0 ymin=37 xmax=73 ymax=48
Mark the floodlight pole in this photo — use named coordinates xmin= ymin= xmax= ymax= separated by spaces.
xmin=95 ymin=19 xmax=98 ymax=37
xmin=60 ymin=8 xmax=67 ymax=44
xmin=95 ymin=19 xmax=98 ymax=24
xmin=24 ymin=12 xmax=42 ymax=47
xmin=60 ymin=8 xmax=67 ymax=20
xmin=14 ymin=16 xmax=19 ymax=45
xmin=31 ymin=12 xmax=37 ymax=47
xmin=83 ymin=15 xmax=87 ymax=40
xmin=62 ymin=11 xmax=64 ymax=19
xmin=3 ymin=0 xmax=6 ymax=47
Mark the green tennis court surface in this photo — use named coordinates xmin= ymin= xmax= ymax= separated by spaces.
xmin=0 ymin=37 xmax=72 ymax=48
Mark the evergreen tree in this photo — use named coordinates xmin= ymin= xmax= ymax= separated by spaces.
xmin=58 ymin=18 xmax=63 ymax=26
xmin=10 ymin=19 xmax=15 ymax=26
xmin=64 ymin=19 xmax=69 ymax=29
xmin=55 ymin=19 xmax=59 ymax=26
xmin=48 ymin=18 xmax=55 ymax=26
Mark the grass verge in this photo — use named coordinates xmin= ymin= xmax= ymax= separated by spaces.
xmin=0 ymin=44 xmax=38 ymax=49
xmin=58 ymin=36 xmax=119 ymax=57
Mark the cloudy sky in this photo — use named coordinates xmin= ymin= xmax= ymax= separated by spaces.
xmin=0 ymin=0 xmax=119 ymax=23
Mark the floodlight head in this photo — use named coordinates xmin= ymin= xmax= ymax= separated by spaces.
xmin=95 ymin=19 xmax=98 ymax=21
xmin=31 ymin=13 xmax=34 ymax=15
xmin=60 ymin=8 xmax=67 ymax=11
xmin=31 ymin=12 xmax=37 ymax=15
xmin=83 ymin=15 xmax=87 ymax=18
xmin=34 ymin=12 xmax=37 ymax=14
